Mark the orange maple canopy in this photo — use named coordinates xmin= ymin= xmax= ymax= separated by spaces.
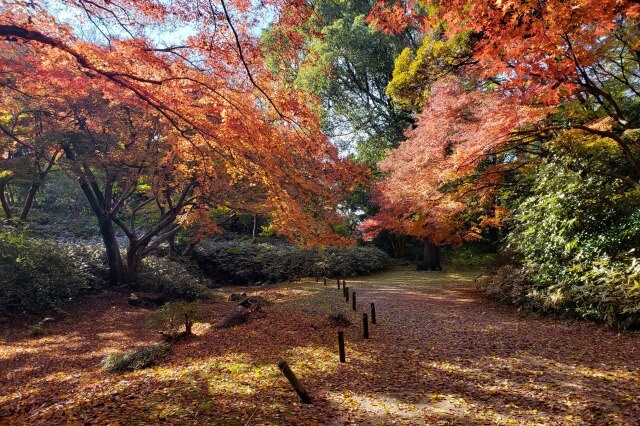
xmin=0 ymin=0 xmax=365 ymax=246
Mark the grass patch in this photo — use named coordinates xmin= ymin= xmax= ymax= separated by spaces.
xmin=101 ymin=343 xmax=171 ymax=373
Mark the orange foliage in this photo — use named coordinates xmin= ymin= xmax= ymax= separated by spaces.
xmin=370 ymin=0 xmax=640 ymax=104
xmin=0 ymin=0 xmax=365 ymax=247
xmin=361 ymin=79 xmax=544 ymax=244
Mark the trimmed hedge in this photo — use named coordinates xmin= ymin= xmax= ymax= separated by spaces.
xmin=192 ymin=240 xmax=391 ymax=285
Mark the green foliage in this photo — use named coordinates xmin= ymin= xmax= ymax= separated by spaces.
xmin=442 ymin=243 xmax=498 ymax=270
xmin=146 ymin=301 xmax=204 ymax=335
xmin=101 ymin=343 xmax=171 ymax=373
xmin=318 ymin=245 xmax=393 ymax=277
xmin=192 ymin=240 xmax=392 ymax=285
xmin=263 ymin=0 xmax=412 ymax=166
xmin=387 ymin=29 xmax=474 ymax=112
xmin=137 ymin=256 xmax=215 ymax=301
xmin=498 ymin=155 xmax=640 ymax=328
xmin=27 ymin=317 xmax=53 ymax=336
xmin=0 ymin=226 xmax=94 ymax=315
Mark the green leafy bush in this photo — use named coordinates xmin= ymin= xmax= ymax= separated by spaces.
xmin=0 ymin=226 xmax=94 ymax=315
xmin=442 ymin=243 xmax=498 ymax=270
xmin=137 ymin=256 xmax=215 ymax=301
xmin=101 ymin=343 xmax=171 ymax=373
xmin=318 ymin=246 xmax=393 ymax=277
xmin=192 ymin=240 xmax=391 ymax=285
xmin=494 ymin=159 xmax=640 ymax=328
xmin=146 ymin=301 xmax=203 ymax=336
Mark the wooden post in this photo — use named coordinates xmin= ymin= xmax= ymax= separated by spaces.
xmin=337 ymin=278 xmax=341 ymax=289
xmin=338 ymin=331 xmax=346 ymax=363
xmin=352 ymin=291 xmax=356 ymax=311
xmin=345 ymin=287 xmax=349 ymax=302
xmin=343 ymin=284 xmax=347 ymax=297
xmin=363 ymin=313 xmax=369 ymax=339
xmin=342 ymin=279 xmax=346 ymax=288
xmin=315 ymin=276 xmax=319 ymax=283
xmin=278 ymin=360 xmax=312 ymax=403
xmin=323 ymin=277 xmax=327 ymax=286
xmin=371 ymin=302 xmax=376 ymax=324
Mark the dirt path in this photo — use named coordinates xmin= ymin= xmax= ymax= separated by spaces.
xmin=1 ymin=265 xmax=639 ymax=425
xmin=317 ymin=266 xmax=640 ymax=425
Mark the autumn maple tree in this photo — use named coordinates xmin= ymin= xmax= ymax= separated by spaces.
xmin=0 ymin=0 xmax=363 ymax=284
xmin=361 ymin=79 xmax=543 ymax=268
xmin=361 ymin=1 xmax=640 ymax=267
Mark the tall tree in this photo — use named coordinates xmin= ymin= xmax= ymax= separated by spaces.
xmin=0 ymin=0 xmax=363 ymax=284
xmin=265 ymin=0 xmax=414 ymax=165
xmin=361 ymin=79 xmax=542 ymax=269
xmin=370 ymin=0 xmax=640 ymax=184
xmin=362 ymin=1 xmax=640 ymax=266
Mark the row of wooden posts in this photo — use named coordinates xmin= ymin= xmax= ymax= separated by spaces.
xmin=279 ymin=276 xmax=379 ymax=404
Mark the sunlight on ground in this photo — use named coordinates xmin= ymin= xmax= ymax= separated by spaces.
xmin=1 ymin=265 xmax=638 ymax=425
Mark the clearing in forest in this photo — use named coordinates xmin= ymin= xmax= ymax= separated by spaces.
xmin=1 ymin=265 xmax=638 ymax=425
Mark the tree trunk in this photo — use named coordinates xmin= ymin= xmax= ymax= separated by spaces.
xmin=125 ymin=242 xmax=144 ymax=284
xmin=390 ymin=234 xmax=406 ymax=259
xmin=168 ymin=233 xmax=177 ymax=254
xmin=19 ymin=181 xmax=40 ymax=220
xmin=251 ymin=214 xmax=257 ymax=243
xmin=99 ymin=216 xmax=126 ymax=285
xmin=0 ymin=181 xmax=12 ymax=219
xmin=423 ymin=239 xmax=442 ymax=271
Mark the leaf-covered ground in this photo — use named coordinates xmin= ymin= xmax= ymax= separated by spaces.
xmin=1 ymin=265 xmax=639 ymax=425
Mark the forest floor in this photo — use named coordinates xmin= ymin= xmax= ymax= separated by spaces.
xmin=1 ymin=265 xmax=639 ymax=425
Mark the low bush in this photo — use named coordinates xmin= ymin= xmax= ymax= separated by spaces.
xmin=146 ymin=301 xmax=204 ymax=339
xmin=0 ymin=226 xmax=95 ymax=315
xmin=192 ymin=240 xmax=392 ymax=285
xmin=477 ymin=265 xmax=540 ymax=309
xmin=101 ymin=343 xmax=171 ymax=373
xmin=137 ymin=256 xmax=215 ymax=301
xmin=496 ymin=159 xmax=640 ymax=329
xmin=319 ymin=246 xmax=393 ymax=277
xmin=442 ymin=244 xmax=499 ymax=270
xmin=479 ymin=260 xmax=640 ymax=329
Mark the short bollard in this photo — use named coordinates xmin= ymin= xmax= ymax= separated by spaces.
xmin=278 ymin=360 xmax=312 ymax=403
xmin=324 ymin=277 xmax=327 ymax=286
xmin=371 ymin=302 xmax=377 ymax=324
xmin=342 ymin=279 xmax=346 ymax=288
xmin=363 ymin=313 xmax=369 ymax=339
xmin=345 ymin=287 xmax=349 ymax=302
xmin=338 ymin=331 xmax=346 ymax=363
xmin=352 ymin=291 xmax=356 ymax=311
xmin=343 ymin=284 xmax=347 ymax=297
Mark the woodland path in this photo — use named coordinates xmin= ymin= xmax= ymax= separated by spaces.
xmin=312 ymin=266 xmax=640 ymax=425
xmin=0 ymin=266 xmax=639 ymax=425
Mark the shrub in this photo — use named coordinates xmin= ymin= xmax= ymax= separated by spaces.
xmin=442 ymin=244 xmax=498 ymax=270
xmin=137 ymin=256 xmax=215 ymax=301
xmin=318 ymin=246 xmax=393 ymax=277
xmin=101 ymin=343 xmax=171 ymax=373
xmin=146 ymin=301 xmax=204 ymax=338
xmin=27 ymin=317 xmax=54 ymax=336
xmin=0 ymin=226 xmax=94 ymax=315
xmin=478 ymin=265 xmax=540 ymax=309
xmin=500 ymin=159 xmax=640 ymax=329
xmin=191 ymin=240 xmax=392 ymax=285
